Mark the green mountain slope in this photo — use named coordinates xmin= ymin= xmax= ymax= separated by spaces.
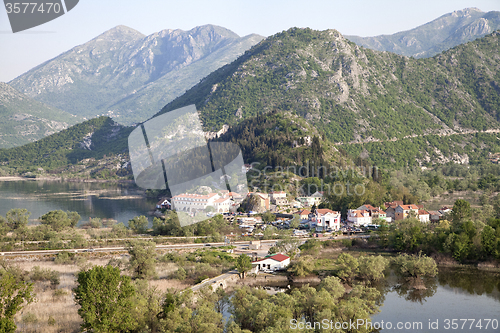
xmin=346 ymin=8 xmax=500 ymax=58
xmin=9 ymin=25 xmax=264 ymax=125
xmin=0 ymin=83 xmax=80 ymax=148
xmin=0 ymin=117 xmax=131 ymax=170
xmin=155 ymin=28 xmax=500 ymax=147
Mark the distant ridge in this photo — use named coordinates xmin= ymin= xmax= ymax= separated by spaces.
xmin=346 ymin=8 xmax=500 ymax=58
xmin=9 ymin=25 xmax=264 ymax=125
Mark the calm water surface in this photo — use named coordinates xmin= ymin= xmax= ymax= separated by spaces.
xmin=371 ymin=268 xmax=500 ymax=332
xmin=0 ymin=180 xmax=156 ymax=225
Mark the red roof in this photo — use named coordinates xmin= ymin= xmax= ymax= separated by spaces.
xmin=316 ymin=209 xmax=338 ymax=215
xmin=295 ymin=209 xmax=311 ymax=216
xmin=253 ymin=253 xmax=290 ymax=263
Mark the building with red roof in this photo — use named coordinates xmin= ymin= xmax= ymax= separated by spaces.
xmin=252 ymin=254 xmax=291 ymax=271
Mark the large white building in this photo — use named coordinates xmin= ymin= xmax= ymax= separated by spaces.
xmin=172 ymin=192 xmax=235 ymax=214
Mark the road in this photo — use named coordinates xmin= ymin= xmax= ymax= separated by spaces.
xmin=0 ymin=239 xmax=279 ymax=257
xmin=0 ymin=235 xmax=369 ymax=257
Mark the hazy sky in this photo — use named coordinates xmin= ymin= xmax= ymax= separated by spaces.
xmin=1 ymin=0 xmax=499 ymax=82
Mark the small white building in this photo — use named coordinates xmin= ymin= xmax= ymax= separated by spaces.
xmin=252 ymin=254 xmax=290 ymax=271
xmin=347 ymin=209 xmax=372 ymax=226
xmin=418 ymin=210 xmax=430 ymax=223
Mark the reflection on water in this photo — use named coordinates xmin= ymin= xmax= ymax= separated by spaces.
xmin=247 ymin=268 xmax=500 ymax=332
xmin=0 ymin=180 xmax=156 ymax=225
xmin=372 ymin=267 xmax=500 ymax=332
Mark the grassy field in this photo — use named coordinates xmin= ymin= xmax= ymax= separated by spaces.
xmin=7 ymin=250 xmax=196 ymax=333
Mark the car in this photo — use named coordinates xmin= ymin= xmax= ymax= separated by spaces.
xmin=205 ymin=244 xmax=211 ymax=246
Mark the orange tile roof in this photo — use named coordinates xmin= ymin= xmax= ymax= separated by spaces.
xmin=173 ymin=193 xmax=218 ymax=200
xmin=316 ymin=209 xmax=339 ymax=215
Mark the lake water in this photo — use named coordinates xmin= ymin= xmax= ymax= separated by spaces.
xmin=241 ymin=268 xmax=500 ymax=333
xmin=0 ymin=179 xmax=156 ymax=225
xmin=371 ymin=268 xmax=500 ymax=333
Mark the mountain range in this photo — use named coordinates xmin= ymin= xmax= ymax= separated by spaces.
xmin=3 ymin=26 xmax=500 ymax=174
xmin=346 ymin=8 xmax=500 ymax=58
xmin=3 ymin=8 xmax=500 ymax=172
xmin=0 ymin=83 xmax=80 ymax=148
xmin=9 ymin=25 xmax=264 ymax=125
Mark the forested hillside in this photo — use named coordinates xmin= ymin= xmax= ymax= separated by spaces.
xmin=157 ymin=28 xmax=500 ymax=146
xmin=0 ymin=117 xmax=131 ymax=171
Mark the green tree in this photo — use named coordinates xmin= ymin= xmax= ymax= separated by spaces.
xmin=128 ymin=216 xmax=149 ymax=234
xmin=391 ymin=253 xmax=437 ymax=279
xmin=262 ymin=211 xmax=276 ymax=223
xmin=288 ymin=256 xmax=314 ymax=277
xmin=358 ymin=255 xmax=388 ymax=282
xmin=451 ymin=199 xmax=471 ymax=224
xmin=40 ymin=210 xmax=80 ymax=231
xmin=289 ymin=215 xmax=300 ymax=229
xmin=271 ymin=237 xmax=301 ymax=258
xmin=74 ymin=265 xmax=136 ymax=333
xmin=5 ymin=209 xmax=30 ymax=230
xmin=317 ymin=276 xmax=345 ymax=301
xmin=236 ymin=254 xmax=252 ymax=278
xmin=127 ymin=240 xmax=157 ymax=280
xmin=0 ymin=272 xmax=35 ymax=333
xmin=481 ymin=225 xmax=497 ymax=257
xmin=335 ymin=253 xmax=359 ymax=283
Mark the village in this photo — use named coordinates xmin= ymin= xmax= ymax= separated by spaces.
xmin=156 ymin=187 xmax=452 ymax=240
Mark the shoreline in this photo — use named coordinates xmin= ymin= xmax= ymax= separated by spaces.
xmin=0 ymin=175 xmax=136 ymax=184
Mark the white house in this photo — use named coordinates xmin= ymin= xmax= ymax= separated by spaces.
xmin=297 ymin=195 xmax=322 ymax=207
xmin=252 ymin=254 xmax=290 ymax=271
xmin=418 ymin=210 xmax=430 ymax=223
xmin=347 ymin=209 xmax=372 ymax=226
xmin=314 ymin=209 xmax=341 ymax=231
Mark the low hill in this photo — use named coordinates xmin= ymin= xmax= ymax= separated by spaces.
xmin=0 ymin=117 xmax=131 ymax=172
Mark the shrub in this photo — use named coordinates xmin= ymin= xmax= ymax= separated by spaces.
xmin=47 ymin=316 xmax=56 ymax=326
xmin=54 ymin=251 xmax=74 ymax=264
xmin=174 ymin=267 xmax=187 ymax=280
xmin=195 ymin=274 xmax=209 ymax=284
xmin=22 ymin=312 xmax=38 ymax=324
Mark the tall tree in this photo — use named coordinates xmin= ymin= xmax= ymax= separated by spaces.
xmin=128 ymin=215 xmax=149 ymax=234
xmin=74 ymin=265 xmax=136 ymax=333
xmin=236 ymin=254 xmax=252 ymax=279
xmin=127 ymin=240 xmax=157 ymax=279
xmin=5 ymin=209 xmax=30 ymax=230
xmin=451 ymin=199 xmax=472 ymax=224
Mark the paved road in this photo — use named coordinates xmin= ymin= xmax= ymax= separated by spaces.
xmin=0 ymin=239 xmax=279 ymax=257
xmin=0 ymin=235 xmax=368 ymax=257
